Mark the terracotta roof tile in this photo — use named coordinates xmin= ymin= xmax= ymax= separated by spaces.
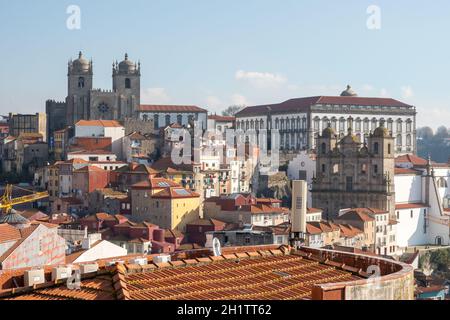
xmin=236 ymin=96 xmax=413 ymax=117
xmin=75 ymin=120 xmax=123 ymax=128
xmin=0 ymin=224 xmax=21 ymax=243
xmin=139 ymin=105 xmax=207 ymax=113
xmin=395 ymin=203 xmax=428 ymax=210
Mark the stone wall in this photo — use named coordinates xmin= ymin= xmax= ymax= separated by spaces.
xmin=123 ymin=118 xmax=155 ymax=136
xmin=305 ymin=247 xmax=415 ymax=300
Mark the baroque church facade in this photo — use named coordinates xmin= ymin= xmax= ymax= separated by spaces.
xmin=311 ymin=124 xmax=396 ymax=219
xmin=47 ymin=52 xmax=141 ymax=139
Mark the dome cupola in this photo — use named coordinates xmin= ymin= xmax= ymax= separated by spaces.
xmin=340 ymin=85 xmax=358 ymax=97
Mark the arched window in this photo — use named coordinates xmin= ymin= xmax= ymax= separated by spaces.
xmin=406 ymin=134 xmax=412 ymax=146
xmin=275 ymin=118 xmax=279 ymax=130
xmin=371 ymin=118 xmax=378 ymax=131
xmin=322 ymin=118 xmax=329 ymax=130
xmin=331 ymin=118 xmax=337 ymax=131
xmin=125 ymin=78 xmax=131 ymax=89
xmin=387 ymin=119 xmax=393 ymax=133
xmin=142 ymin=114 xmax=148 ymax=121
xmin=396 ymin=119 xmax=403 ymax=133
xmin=154 ymin=114 xmax=159 ymax=127
xmin=406 ymin=119 xmax=412 ymax=133
xmin=314 ymin=117 xmax=320 ymax=131
xmin=396 ymin=134 xmax=402 ymax=146
xmin=374 ymin=142 xmax=379 ymax=154
xmin=339 ymin=118 xmax=346 ymax=132
xmin=388 ymin=143 xmax=391 ymax=154
xmin=260 ymin=120 xmax=265 ymax=129
xmin=78 ymin=77 xmax=85 ymax=88
xmin=363 ymin=118 xmax=369 ymax=132
xmin=165 ymin=114 xmax=171 ymax=126
xmin=321 ymin=143 xmax=327 ymax=154
xmin=355 ymin=118 xmax=361 ymax=132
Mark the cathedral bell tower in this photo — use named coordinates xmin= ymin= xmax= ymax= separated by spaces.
xmin=66 ymin=51 xmax=93 ymax=126
xmin=368 ymin=121 xmax=396 ymax=216
xmin=113 ymin=53 xmax=141 ymax=119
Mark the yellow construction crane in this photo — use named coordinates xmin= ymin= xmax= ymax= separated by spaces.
xmin=0 ymin=184 xmax=49 ymax=214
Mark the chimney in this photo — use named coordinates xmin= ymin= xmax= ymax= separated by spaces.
xmin=291 ymin=180 xmax=307 ymax=243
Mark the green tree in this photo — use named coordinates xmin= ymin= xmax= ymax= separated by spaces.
xmin=222 ymin=105 xmax=244 ymax=117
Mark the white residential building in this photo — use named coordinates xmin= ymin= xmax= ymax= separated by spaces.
xmin=394 ymin=154 xmax=450 ymax=250
xmin=74 ymin=120 xmax=125 ymax=159
xmin=235 ymin=86 xmax=417 ymax=155
xmin=138 ymin=105 xmax=208 ymax=130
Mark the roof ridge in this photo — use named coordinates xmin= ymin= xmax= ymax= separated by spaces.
xmin=112 ymin=264 xmax=130 ymax=300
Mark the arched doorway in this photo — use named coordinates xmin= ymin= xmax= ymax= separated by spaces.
xmin=435 ymin=236 xmax=443 ymax=246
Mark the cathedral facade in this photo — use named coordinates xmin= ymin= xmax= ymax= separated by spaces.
xmin=311 ymin=124 xmax=396 ymax=219
xmin=47 ymin=52 xmax=141 ymax=139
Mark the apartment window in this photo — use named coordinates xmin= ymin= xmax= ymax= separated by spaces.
xmin=411 ymin=210 xmax=413 ymax=218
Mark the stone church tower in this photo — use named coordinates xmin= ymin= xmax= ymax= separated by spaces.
xmin=66 ymin=52 xmax=93 ymax=126
xmin=311 ymin=123 xmax=395 ymax=219
xmin=62 ymin=52 xmax=141 ymax=126
xmin=112 ymin=53 xmax=141 ymax=119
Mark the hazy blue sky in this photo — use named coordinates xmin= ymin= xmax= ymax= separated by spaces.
xmin=1 ymin=0 xmax=450 ymax=128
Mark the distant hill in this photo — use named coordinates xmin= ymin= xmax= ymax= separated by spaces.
xmin=417 ymin=126 xmax=450 ymax=163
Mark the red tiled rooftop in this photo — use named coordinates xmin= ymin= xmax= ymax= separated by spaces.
xmin=75 ymin=120 xmax=123 ymax=127
xmin=208 ymin=115 xmax=236 ymax=122
xmin=395 ymin=154 xmax=428 ymax=166
xmin=236 ymin=96 xmax=413 ymax=117
xmin=395 ymin=203 xmax=428 ymax=210
xmin=0 ymin=246 xmax=416 ymax=301
xmin=395 ymin=167 xmax=422 ymax=175
xmin=138 ymin=105 xmax=207 ymax=113
xmin=0 ymin=224 xmax=22 ymax=243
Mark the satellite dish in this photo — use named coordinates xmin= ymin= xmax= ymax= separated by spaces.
xmin=212 ymin=238 xmax=222 ymax=257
